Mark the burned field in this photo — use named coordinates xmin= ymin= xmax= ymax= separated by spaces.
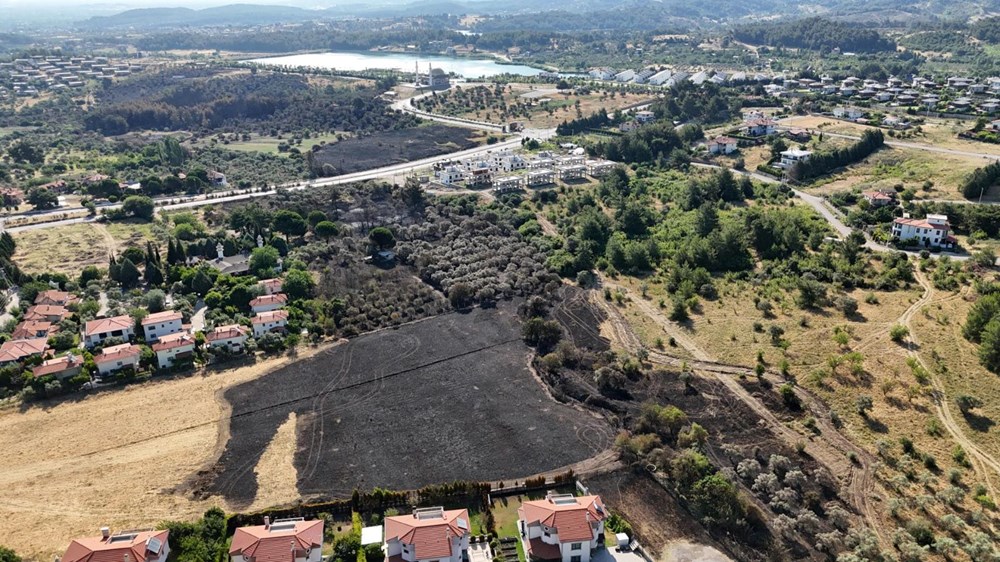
xmin=310 ymin=124 xmax=483 ymax=176
xmin=200 ymin=302 xmax=613 ymax=507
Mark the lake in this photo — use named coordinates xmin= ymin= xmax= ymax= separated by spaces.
xmin=247 ymin=51 xmax=545 ymax=79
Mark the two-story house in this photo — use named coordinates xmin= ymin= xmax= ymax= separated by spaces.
xmin=517 ymin=494 xmax=607 ymax=562
xmin=384 ymin=507 xmax=470 ymax=562
xmin=258 ymin=278 xmax=284 ymax=296
xmin=94 ymin=343 xmax=141 ymax=376
xmin=141 ymin=310 xmax=184 ymax=342
xmin=83 ymin=315 xmax=135 ymax=348
xmin=892 ymin=214 xmax=956 ymax=249
xmin=250 ymin=293 xmax=288 ymax=314
xmin=252 ymin=310 xmax=289 ymax=338
xmin=779 ymin=149 xmax=813 ymax=169
xmin=63 ymin=528 xmax=169 ymax=562
xmin=31 ymin=353 xmax=83 ymax=381
xmin=0 ymin=337 xmax=50 ymax=366
xmin=206 ymin=324 xmax=249 ymax=353
xmin=230 ymin=517 xmax=324 ymax=562
xmin=152 ymin=332 xmax=196 ymax=369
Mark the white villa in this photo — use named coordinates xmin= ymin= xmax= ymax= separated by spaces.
xmin=230 ymin=518 xmax=324 ymax=562
xmin=252 ymin=310 xmax=289 ymax=338
xmin=779 ymin=149 xmax=813 ymax=168
xmin=892 ymin=214 xmax=956 ymax=249
xmin=94 ymin=343 xmax=141 ymax=376
xmin=384 ymin=507 xmax=470 ymax=562
xmin=141 ymin=310 xmax=183 ymax=342
xmin=83 ymin=315 xmax=135 ymax=348
xmin=518 ymin=494 xmax=607 ymax=562
xmin=152 ymin=332 xmax=196 ymax=369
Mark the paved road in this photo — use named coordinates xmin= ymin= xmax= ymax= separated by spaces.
xmin=692 ymin=162 xmax=969 ymax=261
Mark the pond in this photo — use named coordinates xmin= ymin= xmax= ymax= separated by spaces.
xmin=247 ymin=51 xmax=545 ymax=79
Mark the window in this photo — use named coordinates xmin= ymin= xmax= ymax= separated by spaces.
xmin=571 ymin=543 xmax=582 ymax=551
xmin=571 ymin=556 xmax=582 ymax=562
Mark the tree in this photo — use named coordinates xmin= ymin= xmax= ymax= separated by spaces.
xmin=283 ymin=269 xmax=315 ymax=300
xmin=122 ymin=195 xmax=155 ymax=220
xmin=978 ymin=317 xmax=1000 ymax=374
xmin=835 ymin=296 xmax=858 ymax=317
xmin=26 ymin=188 xmax=58 ymax=211
xmin=7 ymin=140 xmax=44 ymax=164
xmin=956 ymin=394 xmax=983 ymax=415
xmin=855 ymin=395 xmax=874 ymax=417
xmin=522 ymin=317 xmax=562 ymax=353
xmin=369 ymin=226 xmax=396 ymax=250
xmin=190 ymin=269 xmax=214 ymax=296
xmin=116 ymin=258 xmax=141 ymax=288
xmin=796 ymin=275 xmax=827 ymax=309
xmin=0 ymin=545 xmax=21 ymax=562
xmin=448 ymin=282 xmax=474 ymax=309
xmin=315 ymin=221 xmax=339 ymax=238
xmin=306 ymin=210 xmax=328 ymax=227
xmin=890 ymin=324 xmax=909 ymax=343
xmin=144 ymin=289 xmax=167 ymax=313
xmin=272 ymin=210 xmax=308 ymax=237
xmin=249 ymin=246 xmax=280 ymax=277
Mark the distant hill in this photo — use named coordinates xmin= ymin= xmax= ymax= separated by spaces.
xmin=76 ymin=0 xmax=1000 ymax=31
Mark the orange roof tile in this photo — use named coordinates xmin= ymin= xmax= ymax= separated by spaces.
xmin=35 ymin=289 xmax=77 ymax=305
xmin=0 ymin=338 xmax=49 ymax=363
xmin=24 ymin=304 xmax=69 ymax=320
xmin=518 ymin=495 xmax=606 ymax=543
xmin=206 ymin=324 xmax=248 ymax=342
xmin=229 ymin=520 xmax=323 ymax=562
xmin=95 ymin=343 xmax=140 ymax=364
xmin=12 ymin=320 xmax=56 ymax=340
xmin=85 ymin=315 xmax=133 ymax=336
xmin=250 ymin=293 xmax=288 ymax=307
xmin=32 ymin=354 xmax=82 ymax=378
xmin=151 ymin=332 xmax=194 ymax=352
xmin=252 ymin=310 xmax=289 ymax=324
xmin=384 ymin=509 xmax=469 ymax=560
xmin=63 ymin=530 xmax=168 ymax=562
xmin=893 ymin=217 xmax=948 ymax=231
xmin=141 ymin=311 xmax=182 ymax=325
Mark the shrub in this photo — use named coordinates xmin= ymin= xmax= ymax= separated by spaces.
xmin=779 ymin=384 xmax=800 ymax=409
xmin=890 ymin=324 xmax=909 ymax=343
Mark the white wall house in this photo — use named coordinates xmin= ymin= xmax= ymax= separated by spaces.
xmin=834 ymin=106 xmax=864 ymax=120
xmin=141 ymin=310 xmax=183 ymax=342
xmin=518 ymin=494 xmax=607 ymax=562
xmin=230 ymin=518 xmax=324 ymax=562
xmin=83 ymin=315 xmax=135 ymax=348
xmin=250 ymin=293 xmax=287 ymax=314
xmin=779 ymin=149 xmax=813 ymax=168
xmin=892 ymin=214 xmax=956 ymax=249
xmin=707 ymin=136 xmax=738 ymax=155
xmin=634 ymin=110 xmax=655 ymax=124
xmin=384 ymin=507 xmax=470 ymax=562
xmin=253 ymin=310 xmax=289 ymax=338
xmin=258 ymin=278 xmax=284 ymax=296
xmin=152 ymin=332 xmax=195 ymax=369
xmin=94 ymin=343 xmax=141 ymax=376
xmin=743 ymin=117 xmax=776 ymax=137
xmin=206 ymin=324 xmax=250 ymax=353
xmin=63 ymin=529 xmax=169 ymax=562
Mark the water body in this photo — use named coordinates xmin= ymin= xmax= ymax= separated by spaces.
xmin=248 ymin=51 xmax=544 ymax=79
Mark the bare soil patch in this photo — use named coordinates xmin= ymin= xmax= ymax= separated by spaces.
xmin=198 ymin=302 xmax=614 ymax=508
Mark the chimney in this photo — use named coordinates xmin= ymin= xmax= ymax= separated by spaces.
xmin=101 ymin=527 xmax=111 ymax=540
xmin=264 ymin=516 xmax=270 ymax=529
xmin=124 ymin=554 xmax=130 ymax=562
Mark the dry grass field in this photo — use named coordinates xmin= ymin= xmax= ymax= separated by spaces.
xmin=12 ymin=224 xmax=108 ymax=276
xmin=0 ymin=350 xmax=324 ymax=559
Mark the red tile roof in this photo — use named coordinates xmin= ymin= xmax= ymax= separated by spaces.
xmin=35 ymin=289 xmax=77 ymax=306
xmin=525 ymin=537 xmax=562 ymax=560
xmin=518 ymin=495 xmax=606 ymax=543
xmin=252 ymin=310 xmax=289 ymax=325
xmin=63 ymin=530 xmax=168 ymax=562
xmin=206 ymin=324 xmax=248 ymax=342
xmin=384 ymin=509 xmax=470 ymax=560
xmin=85 ymin=315 xmax=133 ymax=337
xmin=141 ymin=310 xmax=182 ymax=325
xmin=24 ymin=304 xmax=69 ymax=321
xmin=151 ymin=332 xmax=194 ymax=352
xmin=95 ymin=343 xmax=140 ymax=364
xmin=259 ymin=278 xmax=283 ymax=292
xmin=0 ymin=338 xmax=50 ymax=363
xmin=863 ymin=190 xmax=895 ymax=201
xmin=32 ymin=354 xmax=82 ymax=378
xmin=229 ymin=519 xmax=324 ymax=562
xmin=12 ymin=320 xmax=56 ymax=340
xmin=250 ymin=294 xmax=288 ymax=308
xmin=893 ymin=217 xmax=949 ymax=231
xmin=711 ymin=136 xmax=737 ymax=144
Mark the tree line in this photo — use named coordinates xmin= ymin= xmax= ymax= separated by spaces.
xmin=787 ymin=130 xmax=885 ymax=182
xmin=732 ymin=17 xmax=896 ymax=53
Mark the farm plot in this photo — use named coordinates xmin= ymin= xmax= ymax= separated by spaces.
xmin=199 ymin=302 xmax=614 ymax=507
xmin=310 ymin=124 xmax=485 ymax=176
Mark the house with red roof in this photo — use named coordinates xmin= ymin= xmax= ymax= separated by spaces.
xmin=517 ymin=494 xmax=607 ymax=562
xmin=206 ymin=324 xmax=249 ymax=353
xmin=94 ymin=343 xmax=141 ymax=376
xmin=12 ymin=319 xmax=57 ymax=341
xmin=152 ymin=331 xmax=195 ymax=369
xmin=229 ymin=517 xmax=324 ymax=562
xmin=0 ymin=337 xmax=50 ymax=365
xmin=742 ymin=117 xmax=776 ymax=137
xmin=31 ymin=353 xmax=83 ymax=380
xmin=892 ymin=213 xmax=956 ymax=249
xmin=63 ymin=528 xmax=169 ymax=562
xmin=250 ymin=293 xmax=288 ymax=314
xmin=35 ymin=289 xmax=78 ymax=307
xmin=84 ymin=315 xmax=135 ymax=348
xmin=141 ymin=310 xmax=183 ymax=342
xmin=707 ymin=136 xmax=738 ymax=155
xmin=384 ymin=507 xmax=471 ymax=562
xmin=258 ymin=278 xmax=284 ymax=296
xmin=862 ymin=190 xmax=896 ymax=208
xmin=252 ymin=310 xmax=289 ymax=338
xmin=24 ymin=304 xmax=70 ymax=323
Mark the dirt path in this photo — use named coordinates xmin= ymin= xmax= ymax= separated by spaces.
xmin=91 ymin=222 xmax=120 ymax=257
xmin=905 ymin=271 xmax=1000 ymax=497
xmin=536 ymin=215 xmax=559 ymax=237
xmin=591 ymin=285 xmax=886 ymax=545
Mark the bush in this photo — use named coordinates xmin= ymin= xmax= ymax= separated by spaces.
xmin=890 ymin=324 xmax=909 ymax=343
xmin=779 ymin=384 xmax=800 ymax=409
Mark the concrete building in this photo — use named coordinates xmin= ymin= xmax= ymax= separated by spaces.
xmin=517 ymin=494 xmax=607 ymax=562
xmin=384 ymin=508 xmax=470 ymax=562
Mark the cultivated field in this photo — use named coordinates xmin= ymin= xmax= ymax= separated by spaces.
xmin=311 ymin=124 xmax=485 ymax=176
xmin=199 ymin=303 xmax=614 ymax=507
xmin=0 ymin=351 xmax=324 ymax=559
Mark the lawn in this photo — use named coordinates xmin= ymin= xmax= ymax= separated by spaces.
xmin=206 ymin=133 xmax=348 ymax=156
